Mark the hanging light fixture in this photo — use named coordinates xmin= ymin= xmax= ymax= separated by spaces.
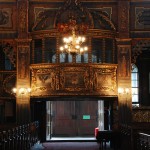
xmin=58 ymin=18 xmax=89 ymax=55
xmin=59 ymin=28 xmax=88 ymax=55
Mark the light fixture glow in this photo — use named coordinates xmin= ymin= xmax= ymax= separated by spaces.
xmin=12 ymin=87 xmax=31 ymax=95
xmin=58 ymin=18 xmax=89 ymax=56
xmin=60 ymin=28 xmax=88 ymax=55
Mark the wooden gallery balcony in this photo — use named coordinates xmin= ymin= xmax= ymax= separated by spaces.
xmin=30 ymin=63 xmax=118 ymax=98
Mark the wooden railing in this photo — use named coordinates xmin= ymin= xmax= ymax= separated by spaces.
xmin=0 ymin=121 xmax=39 ymax=150
xmin=119 ymin=124 xmax=133 ymax=150
xmin=135 ymin=132 xmax=150 ymax=150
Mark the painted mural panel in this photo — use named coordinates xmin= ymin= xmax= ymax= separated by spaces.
xmin=135 ymin=7 xmax=150 ymax=29
xmin=0 ymin=8 xmax=12 ymax=28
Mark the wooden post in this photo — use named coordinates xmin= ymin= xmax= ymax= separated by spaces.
xmin=16 ymin=0 xmax=31 ymax=125
xmin=117 ymin=39 xmax=132 ymax=125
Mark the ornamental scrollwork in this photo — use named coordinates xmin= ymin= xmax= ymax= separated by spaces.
xmin=132 ymin=39 xmax=150 ymax=64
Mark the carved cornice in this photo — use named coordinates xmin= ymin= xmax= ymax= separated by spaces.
xmin=30 ymin=29 xmax=116 ymax=39
xmin=30 ymin=29 xmax=59 ymax=39
xmin=88 ymin=29 xmax=116 ymax=38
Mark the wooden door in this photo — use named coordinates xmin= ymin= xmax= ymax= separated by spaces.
xmin=52 ymin=101 xmax=77 ymax=136
xmin=52 ymin=100 xmax=98 ymax=137
xmin=77 ymin=101 xmax=98 ymax=136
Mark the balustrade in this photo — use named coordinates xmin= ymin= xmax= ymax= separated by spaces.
xmin=0 ymin=121 xmax=39 ymax=150
xmin=136 ymin=132 xmax=150 ymax=150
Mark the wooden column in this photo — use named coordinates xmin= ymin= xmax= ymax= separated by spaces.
xmin=117 ymin=39 xmax=132 ymax=125
xmin=117 ymin=1 xmax=132 ymax=125
xmin=16 ymin=0 xmax=31 ymax=125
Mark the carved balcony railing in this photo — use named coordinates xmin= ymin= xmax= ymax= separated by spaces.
xmin=30 ymin=63 xmax=118 ymax=97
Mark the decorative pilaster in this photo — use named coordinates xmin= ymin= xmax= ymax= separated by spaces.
xmin=16 ymin=39 xmax=31 ymax=125
xmin=118 ymin=1 xmax=130 ymax=38
xmin=17 ymin=0 xmax=28 ymax=39
xmin=117 ymin=39 xmax=132 ymax=125
xmin=117 ymin=0 xmax=131 ymax=125
xmin=16 ymin=0 xmax=31 ymax=125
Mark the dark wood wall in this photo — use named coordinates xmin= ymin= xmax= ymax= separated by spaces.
xmin=0 ymin=2 xmax=149 ymax=148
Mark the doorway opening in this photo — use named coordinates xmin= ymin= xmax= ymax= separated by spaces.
xmin=46 ymin=99 xmax=112 ymax=141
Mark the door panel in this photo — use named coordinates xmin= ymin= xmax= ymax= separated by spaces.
xmin=52 ymin=101 xmax=76 ymax=136
xmin=77 ymin=101 xmax=98 ymax=136
xmin=52 ymin=100 xmax=98 ymax=137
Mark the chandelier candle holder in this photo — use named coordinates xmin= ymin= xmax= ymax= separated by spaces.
xmin=60 ymin=28 xmax=88 ymax=55
xmin=58 ymin=19 xmax=88 ymax=55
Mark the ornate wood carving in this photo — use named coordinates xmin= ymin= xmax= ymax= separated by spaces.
xmin=3 ymin=73 xmax=16 ymax=95
xmin=59 ymin=66 xmax=90 ymax=92
xmin=92 ymin=66 xmax=117 ymax=95
xmin=0 ymin=8 xmax=12 ymax=28
xmin=133 ymin=107 xmax=150 ymax=122
xmin=18 ymin=47 xmax=29 ymax=79
xmin=32 ymin=0 xmax=116 ymax=32
xmin=132 ymin=39 xmax=150 ymax=64
xmin=118 ymin=2 xmax=129 ymax=38
xmin=32 ymin=7 xmax=57 ymax=31
xmin=30 ymin=64 xmax=117 ymax=97
xmin=16 ymin=39 xmax=31 ymax=80
xmin=31 ymin=65 xmax=59 ymax=96
xmin=18 ymin=0 xmax=28 ymax=38
xmin=118 ymin=46 xmax=130 ymax=78
xmin=0 ymin=71 xmax=16 ymax=98
xmin=135 ymin=7 xmax=150 ymax=29
xmin=31 ymin=29 xmax=116 ymax=39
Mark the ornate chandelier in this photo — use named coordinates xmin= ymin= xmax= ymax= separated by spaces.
xmin=58 ymin=19 xmax=88 ymax=55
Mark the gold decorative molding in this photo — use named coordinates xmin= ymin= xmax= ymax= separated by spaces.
xmin=31 ymin=29 xmax=116 ymax=39
xmin=30 ymin=63 xmax=117 ymax=97
xmin=93 ymin=67 xmax=117 ymax=94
